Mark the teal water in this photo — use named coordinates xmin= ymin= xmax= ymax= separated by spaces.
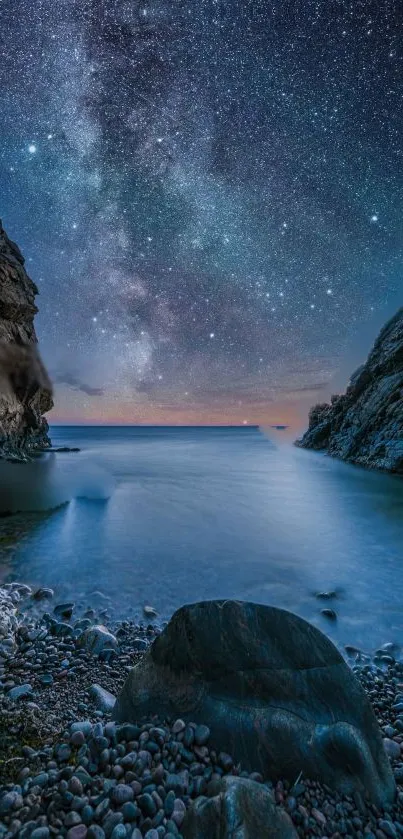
xmin=1 ymin=425 xmax=403 ymax=653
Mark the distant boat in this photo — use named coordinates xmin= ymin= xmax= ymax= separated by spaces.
xmin=270 ymin=425 xmax=289 ymax=430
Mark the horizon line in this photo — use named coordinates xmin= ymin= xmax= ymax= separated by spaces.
xmin=49 ymin=422 xmax=264 ymax=428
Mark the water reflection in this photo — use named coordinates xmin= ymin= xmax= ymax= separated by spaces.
xmin=1 ymin=426 xmax=403 ymax=653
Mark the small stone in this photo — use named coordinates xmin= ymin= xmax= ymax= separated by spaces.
xmin=102 ymin=812 xmax=123 ymax=838
xmin=54 ymin=602 xmax=75 ymax=619
xmin=172 ymin=719 xmax=186 ymax=734
xmin=71 ymin=730 xmax=86 ymax=747
xmin=316 ymin=591 xmax=337 ymax=599
xmin=378 ymin=821 xmax=398 ymax=839
xmin=110 ymin=828 xmax=127 ymax=839
xmin=137 ymin=793 xmax=157 ymax=818
xmin=117 ymin=723 xmax=141 ymax=742
xmin=81 ymin=805 xmax=94 ymax=825
xmin=312 ymin=808 xmax=327 ymax=827
xmin=384 ymin=725 xmax=397 ymax=738
xmin=30 ymin=830 xmax=50 ymax=839
xmin=33 ymin=587 xmax=54 ymax=600
xmin=194 ymin=724 xmax=210 ymax=746
xmin=0 ymin=791 xmax=22 ymax=815
xmin=121 ymin=802 xmax=140 ymax=822
xmin=66 ymin=828 xmax=87 ymax=839
xmin=65 ymin=811 xmax=82 ymax=827
xmin=31 ymin=772 xmax=49 ymax=787
xmin=383 ymin=738 xmax=401 ymax=761
xmin=132 ymin=638 xmax=148 ymax=651
xmin=55 ymin=742 xmax=71 ymax=762
xmin=172 ymin=798 xmax=186 ymax=827
xmin=394 ymin=766 xmax=403 ymax=782
xmin=38 ymin=673 xmax=54 ymax=686
xmin=69 ymin=777 xmax=84 ymax=796
xmin=164 ymin=791 xmax=175 ymax=817
xmin=79 ymin=625 xmax=118 ymax=657
xmin=89 ymin=684 xmax=116 ymax=712
xmin=218 ymin=752 xmax=233 ymax=772
xmin=111 ymin=784 xmax=134 ymax=805
xmin=87 ymin=828 xmax=106 ymax=839
xmin=8 ymin=683 xmax=33 ymax=700
xmin=143 ymin=605 xmax=158 ymax=618
xmin=321 ymin=608 xmax=337 ymax=620
xmin=71 ymin=720 xmax=93 ymax=737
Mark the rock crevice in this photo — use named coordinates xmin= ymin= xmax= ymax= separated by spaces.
xmin=0 ymin=220 xmax=53 ymax=459
xmin=296 ymin=308 xmax=403 ymax=472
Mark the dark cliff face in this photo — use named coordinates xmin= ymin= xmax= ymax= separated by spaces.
xmin=0 ymin=220 xmax=53 ymax=459
xmin=296 ymin=308 xmax=403 ymax=473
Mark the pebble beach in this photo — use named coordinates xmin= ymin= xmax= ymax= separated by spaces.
xmin=2 ymin=584 xmax=403 ymax=839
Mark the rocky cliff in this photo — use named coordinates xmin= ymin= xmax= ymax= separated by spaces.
xmin=0 ymin=220 xmax=53 ymax=459
xmin=296 ymin=308 xmax=403 ymax=473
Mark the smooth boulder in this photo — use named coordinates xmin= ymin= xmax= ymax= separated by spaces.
xmin=114 ymin=599 xmax=395 ymax=806
xmin=182 ymin=776 xmax=298 ymax=839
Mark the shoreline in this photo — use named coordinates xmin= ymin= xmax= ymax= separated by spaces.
xmin=1 ymin=585 xmax=403 ymax=838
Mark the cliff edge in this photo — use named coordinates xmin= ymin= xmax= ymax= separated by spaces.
xmin=296 ymin=308 xmax=403 ymax=473
xmin=0 ymin=220 xmax=53 ymax=460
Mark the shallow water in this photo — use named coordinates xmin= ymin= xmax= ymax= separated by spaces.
xmin=1 ymin=425 xmax=403 ymax=653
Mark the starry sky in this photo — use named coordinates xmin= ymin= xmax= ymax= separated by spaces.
xmin=0 ymin=0 xmax=402 ymax=426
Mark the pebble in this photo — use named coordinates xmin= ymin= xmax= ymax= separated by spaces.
xmin=321 ymin=608 xmax=337 ymax=620
xmin=32 ymin=588 xmax=54 ymax=600
xmin=3 ymin=581 xmax=403 ymax=839
xmin=54 ymin=602 xmax=75 ymax=619
xmin=7 ymin=682 xmax=33 ymax=700
xmin=38 ymin=673 xmax=54 ymax=685
xmin=111 ymin=784 xmax=134 ymax=804
xmin=89 ymin=683 xmax=116 ymax=712
xmin=87 ymin=828 xmax=105 ymax=839
xmin=79 ymin=625 xmax=118 ymax=657
xmin=66 ymin=828 xmax=88 ymax=839
xmin=384 ymin=739 xmax=401 ymax=760
xmin=172 ymin=798 xmax=186 ymax=827
xmin=194 ymin=724 xmax=210 ymax=745
xmin=110 ymin=827 xmax=126 ymax=839
xmin=379 ymin=821 xmax=398 ymax=839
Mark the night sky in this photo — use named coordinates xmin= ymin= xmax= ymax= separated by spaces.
xmin=0 ymin=0 xmax=402 ymax=425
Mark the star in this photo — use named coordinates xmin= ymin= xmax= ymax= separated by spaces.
xmin=0 ymin=0 xmax=400 ymax=426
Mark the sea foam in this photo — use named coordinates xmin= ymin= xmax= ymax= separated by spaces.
xmin=0 ymin=453 xmax=115 ymax=514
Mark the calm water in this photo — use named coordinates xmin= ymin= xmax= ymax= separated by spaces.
xmin=1 ymin=425 xmax=403 ymax=654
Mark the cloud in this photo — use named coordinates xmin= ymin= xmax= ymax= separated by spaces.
xmin=54 ymin=371 xmax=104 ymax=397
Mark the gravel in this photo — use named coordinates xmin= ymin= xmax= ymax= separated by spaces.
xmin=2 ymin=585 xmax=403 ymax=838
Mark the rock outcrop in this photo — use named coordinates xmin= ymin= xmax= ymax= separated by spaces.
xmin=114 ymin=599 xmax=395 ymax=806
xmin=296 ymin=308 xmax=403 ymax=472
xmin=0 ymin=220 xmax=53 ymax=459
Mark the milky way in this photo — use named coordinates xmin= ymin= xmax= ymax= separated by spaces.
xmin=0 ymin=0 xmax=402 ymax=424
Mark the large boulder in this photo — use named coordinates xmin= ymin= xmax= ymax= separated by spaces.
xmin=114 ymin=600 xmax=395 ymax=806
xmin=182 ymin=776 xmax=298 ymax=839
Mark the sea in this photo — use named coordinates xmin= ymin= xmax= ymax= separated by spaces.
xmin=1 ymin=424 xmax=403 ymax=654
